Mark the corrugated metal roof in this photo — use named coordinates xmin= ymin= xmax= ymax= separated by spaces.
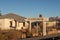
xmin=0 ymin=13 xmax=26 ymax=22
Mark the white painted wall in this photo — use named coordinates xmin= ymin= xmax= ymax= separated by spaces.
xmin=0 ymin=19 xmax=5 ymax=30
xmin=16 ymin=23 xmax=23 ymax=30
xmin=0 ymin=18 xmax=16 ymax=30
xmin=25 ymin=22 xmax=28 ymax=28
xmin=4 ymin=18 xmax=14 ymax=30
xmin=0 ymin=18 xmax=29 ymax=30
xmin=16 ymin=22 xmax=29 ymax=30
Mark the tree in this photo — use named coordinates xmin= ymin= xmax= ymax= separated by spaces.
xmin=0 ymin=10 xmax=2 ymax=16
xmin=39 ymin=14 xmax=42 ymax=17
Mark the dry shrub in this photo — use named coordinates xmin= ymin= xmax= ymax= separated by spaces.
xmin=0 ymin=30 xmax=24 ymax=40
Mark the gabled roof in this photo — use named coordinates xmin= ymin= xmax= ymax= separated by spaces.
xmin=0 ymin=13 xmax=26 ymax=22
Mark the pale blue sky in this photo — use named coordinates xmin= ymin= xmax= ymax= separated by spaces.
xmin=0 ymin=0 xmax=60 ymax=17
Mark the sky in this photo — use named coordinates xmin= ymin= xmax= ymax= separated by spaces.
xmin=0 ymin=0 xmax=60 ymax=17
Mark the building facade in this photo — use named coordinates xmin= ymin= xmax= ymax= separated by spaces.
xmin=0 ymin=13 xmax=58 ymax=32
xmin=0 ymin=13 xmax=28 ymax=30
